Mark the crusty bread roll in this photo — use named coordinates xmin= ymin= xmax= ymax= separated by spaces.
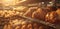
xmin=32 ymin=8 xmax=48 ymax=20
xmin=56 ymin=9 xmax=60 ymax=20
xmin=45 ymin=11 xmax=59 ymax=24
xmin=23 ymin=7 xmax=37 ymax=17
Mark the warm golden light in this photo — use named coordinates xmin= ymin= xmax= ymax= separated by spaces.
xmin=16 ymin=0 xmax=27 ymax=4
xmin=20 ymin=0 xmax=26 ymax=2
xmin=1 ymin=0 xmax=27 ymax=7
xmin=2 ymin=0 xmax=18 ymax=6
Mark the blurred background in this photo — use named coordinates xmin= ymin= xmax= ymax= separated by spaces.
xmin=0 ymin=0 xmax=60 ymax=29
